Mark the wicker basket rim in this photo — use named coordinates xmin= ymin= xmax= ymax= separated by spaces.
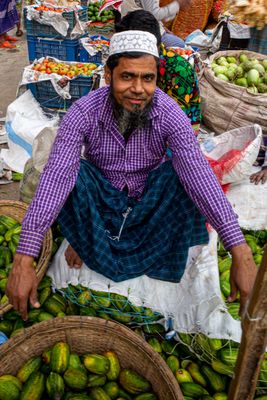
xmin=0 ymin=200 xmax=53 ymax=315
xmin=0 ymin=316 xmax=183 ymax=399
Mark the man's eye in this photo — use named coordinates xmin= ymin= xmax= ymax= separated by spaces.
xmin=122 ymin=74 xmax=132 ymax=80
xmin=144 ymin=76 xmax=154 ymax=82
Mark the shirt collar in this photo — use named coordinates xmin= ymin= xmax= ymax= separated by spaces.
xmin=99 ymin=87 xmax=160 ymax=126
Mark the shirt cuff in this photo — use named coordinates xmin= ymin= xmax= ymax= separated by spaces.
xmin=216 ymin=220 xmax=246 ymax=250
xmin=16 ymin=230 xmax=44 ymax=258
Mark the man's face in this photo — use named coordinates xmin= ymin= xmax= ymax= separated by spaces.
xmin=106 ymin=55 xmax=158 ymax=112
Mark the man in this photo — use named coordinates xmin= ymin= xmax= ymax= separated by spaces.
xmin=7 ymin=29 xmax=257 ymax=320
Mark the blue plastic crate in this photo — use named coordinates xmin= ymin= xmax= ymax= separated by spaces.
xmin=79 ymin=48 xmax=102 ymax=63
xmin=79 ymin=35 xmax=109 ymax=63
xmin=24 ymin=7 xmax=88 ymax=38
xmin=28 ymin=76 xmax=93 ymax=110
xmin=27 ymin=35 xmax=80 ymax=62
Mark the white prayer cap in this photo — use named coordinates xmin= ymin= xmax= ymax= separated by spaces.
xmin=109 ymin=30 xmax=159 ymax=58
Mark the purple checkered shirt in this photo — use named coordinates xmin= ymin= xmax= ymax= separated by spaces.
xmin=17 ymin=87 xmax=245 ymax=257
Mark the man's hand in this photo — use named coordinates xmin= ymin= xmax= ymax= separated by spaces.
xmin=6 ymin=254 xmax=40 ymax=321
xmin=228 ymin=243 xmax=257 ymax=316
xmin=250 ymin=167 xmax=267 ymax=185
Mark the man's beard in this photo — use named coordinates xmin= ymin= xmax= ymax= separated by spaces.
xmin=109 ymin=85 xmax=152 ymax=138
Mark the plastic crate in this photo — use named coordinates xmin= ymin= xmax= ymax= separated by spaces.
xmin=28 ymin=76 xmax=93 ymax=109
xmin=24 ymin=7 xmax=88 ymax=38
xmin=27 ymin=35 xmax=80 ymax=62
xmin=79 ymin=47 xmax=102 ymax=63
xmin=79 ymin=35 xmax=109 ymax=63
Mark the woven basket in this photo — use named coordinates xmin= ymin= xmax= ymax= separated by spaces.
xmin=172 ymin=0 xmax=214 ymax=40
xmin=0 ymin=316 xmax=183 ymax=399
xmin=0 ymin=200 xmax=53 ymax=315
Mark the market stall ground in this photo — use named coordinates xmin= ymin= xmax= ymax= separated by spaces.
xmin=0 ymin=28 xmax=27 ymax=202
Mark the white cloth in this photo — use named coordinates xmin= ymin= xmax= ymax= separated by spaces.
xmin=109 ymin=30 xmax=159 ymax=57
xmin=47 ymin=231 xmax=242 ymax=342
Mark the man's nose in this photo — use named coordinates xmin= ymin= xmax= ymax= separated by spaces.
xmin=131 ymin=78 xmax=145 ymax=94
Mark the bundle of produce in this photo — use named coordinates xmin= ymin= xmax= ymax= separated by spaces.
xmin=230 ymin=0 xmax=267 ymax=30
xmin=0 ymin=201 xmax=52 ymax=315
xmin=31 ymin=58 xmax=99 ymax=78
xmin=162 ymin=45 xmax=199 ymax=68
xmin=24 ymin=3 xmax=88 ymax=38
xmin=211 ymin=52 xmax=267 ymax=93
xmin=167 ymin=332 xmax=267 ymax=398
xmin=87 ymin=1 xmax=115 ymax=33
xmin=23 ymin=57 xmax=102 ymax=109
xmin=0 ymin=275 xmax=165 ymax=339
xmin=217 ymin=229 xmax=267 ymax=321
xmin=199 ymin=50 xmax=267 ymax=135
xmin=61 ymin=284 xmax=164 ymax=328
xmin=33 ymin=4 xmax=66 ymax=13
xmin=79 ymin=35 xmax=110 ymax=63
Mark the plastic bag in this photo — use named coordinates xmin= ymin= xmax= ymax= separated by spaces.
xmin=200 ymin=124 xmax=262 ymax=185
xmin=0 ymin=91 xmax=59 ymax=173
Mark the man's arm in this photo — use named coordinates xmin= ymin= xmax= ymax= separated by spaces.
xmin=250 ymin=150 xmax=267 ymax=184
xmin=140 ymin=0 xmax=180 ymax=22
xmin=6 ymin=103 xmax=87 ymax=320
xmin=167 ymin=108 xmax=257 ymax=314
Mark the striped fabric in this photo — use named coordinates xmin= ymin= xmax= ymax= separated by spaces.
xmin=57 ymin=160 xmax=209 ymax=282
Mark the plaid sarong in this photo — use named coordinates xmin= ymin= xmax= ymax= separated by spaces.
xmin=58 ymin=160 xmax=208 ymax=283
xmin=248 ymin=26 xmax=267 ymax=55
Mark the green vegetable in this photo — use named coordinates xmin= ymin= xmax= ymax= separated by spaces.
xmin=235 ymin=78 xmax=248 ymax=87
xmin=216 ymin=74 xmax=229 ymax=82
xmin=247 ymin=69 xmax=260 ymax=86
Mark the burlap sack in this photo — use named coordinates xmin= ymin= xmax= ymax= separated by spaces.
xmin=199 ymin=50 xmax=267 ymax=136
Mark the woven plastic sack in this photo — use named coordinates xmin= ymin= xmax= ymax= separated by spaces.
xmin=226 ymin=169 xmax=267 ymax=231
xmin=20 ymin=127 xmax=57 ymax=204
xmin=171 ymin=0 xmax=214 ymax=40
xmin=199 ymin=50 xmax=267 ymax=136
xmin=200 ymin=124 xmax=262 ymax=185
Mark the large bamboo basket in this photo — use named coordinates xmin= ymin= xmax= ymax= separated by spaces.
xmin=0 ymin=316 xmax=184 ymax=399
xmin=171 ymin=0 xmax=214 ymax=40
xmin=0 ymin=200 xmax=53 ymax=315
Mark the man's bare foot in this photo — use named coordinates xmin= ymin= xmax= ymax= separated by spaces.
xmin=65 ymin=245 xmax=83 ymax=269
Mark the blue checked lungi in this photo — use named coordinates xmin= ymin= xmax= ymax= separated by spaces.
xmin=58 ymin=160 xmax=208 ymax=283
xmin=248 ymin=26 xmax=267 ymax=56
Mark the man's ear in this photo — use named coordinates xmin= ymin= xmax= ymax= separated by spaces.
xmin=104 ymin=65 xmax=111 ymax=85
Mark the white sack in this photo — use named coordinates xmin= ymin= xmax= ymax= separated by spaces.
xmin=0 ymin=91 xmax=59 ymax=173
xmin=201 ymin=124 xmax=262 ymax=185
xmin=47 ymin=231 xmax=242 ymax=342
xmin=227 ymin=168 xmax=267 ymax=231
